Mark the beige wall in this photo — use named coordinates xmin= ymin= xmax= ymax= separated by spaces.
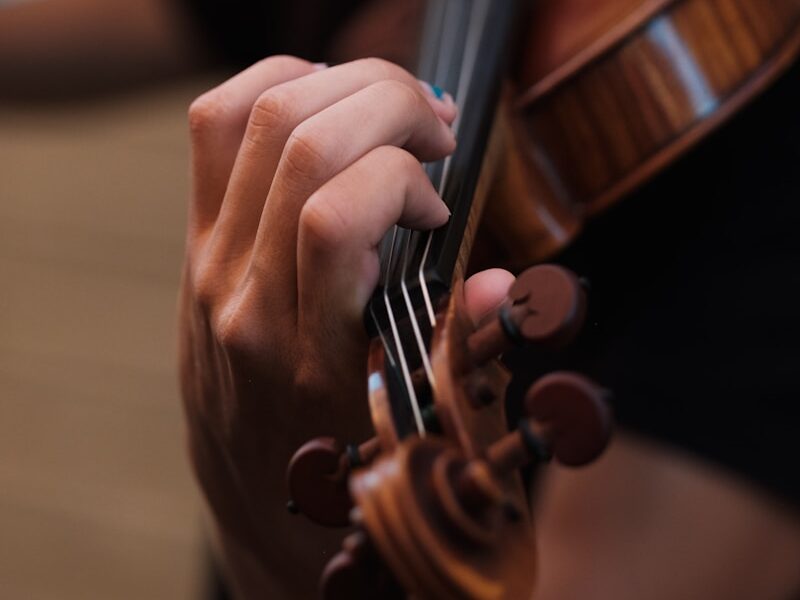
xmin=0 ymin=79 xmax=215 ymax=600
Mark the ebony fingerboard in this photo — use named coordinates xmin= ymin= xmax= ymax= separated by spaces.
xmin=365 ymin=0 xmax=520 ymax=437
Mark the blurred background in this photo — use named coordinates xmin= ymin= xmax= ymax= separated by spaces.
xmin=0 ymin=0 xmax=227 ymax=596
xmin=0 ymin=73 xmax=215 ymax=599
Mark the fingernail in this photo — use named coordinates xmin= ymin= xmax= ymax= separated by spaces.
xmin=313 ymin=62 xmax=328 ymax=71
xmin=440 ymin=198 xmax=452 ymax=218
xmin=420 ymin=80 xmax=452 ymax=103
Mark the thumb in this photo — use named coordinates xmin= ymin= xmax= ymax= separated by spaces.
xmin=463 ymin=268 xmax=514 ymax=326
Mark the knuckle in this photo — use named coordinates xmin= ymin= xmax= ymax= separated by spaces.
xmin=190 ymin=262 xmax=219 ymax=312
xmin=292 ymin=361 xmax=326 ymax=401
xmin=188 ymin=91 xmax=229 ymax=139
xmin=248 ymin=88 xmax=295 ymax=134
xmin=282 ymin=127 xmax=331 ymax=181
xmin=260 ymin=54 xmax=311 ymax=73
xmin=385 ymin=145 xmax=420 ymax=176
xmin=300 ymin=191 xmax=348 ymax=248
xmin=215 ymin=307 xmax=255 ymax=357
xmin=368 ymin=146 xmax=419 ymax=182
xmin=216 ymin=317 xmax=246 ymax=355
xmin=356 ymin=56 xmax=407 ymax=82
xmin=372 ymin=78 xmax=422 ymax=112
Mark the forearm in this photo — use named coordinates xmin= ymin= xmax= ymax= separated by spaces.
xmin=0 ymin=0 xmax=206 ymax=100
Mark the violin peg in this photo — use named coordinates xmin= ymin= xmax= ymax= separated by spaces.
xmin=287 ymin=437 xmax=352 ymax=527
xmin=286 ymin=437 xmax=380 ymax=527
xmin=320 ymin=530 xmax=404 ymax=600
xmin=320 ymin=544 xmax=363 ymax=600
xmin=508 ymin=264 xmax=587 ymax=349
xmin=480 ymin=372 xmax=611 ymax=480
xmin=524 ymin=372 xmax=612 ymax=467
xmin=467 ymin=264 xmax=587 ymax=365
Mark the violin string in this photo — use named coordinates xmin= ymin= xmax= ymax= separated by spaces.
xmin=400 ymin=233 xmax=437 ymax=393
xmin=383 ymin=2 xmax=460 ymax=437
xmin=383 ymin=2 xmax=466 ymax=437
xmin=366 ymin=0 xmax=482 ymax=437
xmin=441 ymin=0 xmax=488 ymax=185
xmin=417 ymin=0 xmax=467 ymax=327
xmin=367 ymin=233 xmax=397 ymax=367
xmin=418 ymin=0 xmax=490 ymax=326
xmin=370 ymin=303 xmax=396 ymax=368
xmin=432 ymin=0 xmax=464 ymax=95
xmin=382 ymin=227 xmax=427 ymax=436
xmin=394 ymin=0 xmax=486 ymax=405
xmin=392 ymin=0 xmax=463 ymax=399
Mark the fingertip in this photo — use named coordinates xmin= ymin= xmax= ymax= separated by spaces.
xmin=464 ymin=268 xmax=515 ymax=325
xmin=433 ymin=96 xmax=458 ymax=126
xmin=441 ymin=119 xmax=457 ymax=151
xmin=434 ymin=197 xmax=452 ymax=224
xmin=397 ymin=194 xmax=450 ymax=231
xmin=418 ymin=80 xmax=458 ymax=125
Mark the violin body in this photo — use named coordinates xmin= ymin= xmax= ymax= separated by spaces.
xmin=484 ymin=0 xmax=800 ymax=267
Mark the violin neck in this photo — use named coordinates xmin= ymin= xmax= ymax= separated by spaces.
xmin=367 ymin=0 xmax=518 ymax=337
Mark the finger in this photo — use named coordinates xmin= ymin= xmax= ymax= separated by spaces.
xmin=464 ymin=269 xmax=515 ymax=325
xmin=187 ymin=55 xmax=316 ymax=236
xmin=209 ymin=58 xmax=455 ymax=257
xmin=295 ymin=146 xmax=449 ymax=344
xmin=251 ymin=78 xmax=456 ymax=314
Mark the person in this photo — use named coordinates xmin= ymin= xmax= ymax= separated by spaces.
xmin=4 ymin=1 xmax=799 ymax=598
xmin=174 ymin=7 xmax=800 ymax=600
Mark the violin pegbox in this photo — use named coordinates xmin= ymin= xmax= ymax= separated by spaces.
xmin=317 ymin=264 xmax=612 ymax=600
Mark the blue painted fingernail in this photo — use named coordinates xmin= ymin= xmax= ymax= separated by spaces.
xmin=420 ymin=80 xmax=447 ymax=101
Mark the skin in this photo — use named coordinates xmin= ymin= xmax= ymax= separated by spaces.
xmin=178 ymin=55 xmax=514 ymax=597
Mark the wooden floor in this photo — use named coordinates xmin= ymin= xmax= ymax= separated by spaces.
xmin=0 ymin=79 xmax=216 ymax=599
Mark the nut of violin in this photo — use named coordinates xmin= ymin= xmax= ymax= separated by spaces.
xmin=286 ymin=437 xmax=353 ymax=527
xmin=507 ymin=264 xmax=587 ymax=350
xmin=524 ymin=372 xmax=612 ymax=467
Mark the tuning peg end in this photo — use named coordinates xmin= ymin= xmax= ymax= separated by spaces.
xmin=525 ymin=372 xmax=612 ymax=467
xmin=467 ymin=264 xmax=587 ymax=366
xmin=287 ymin=437 xmax=379 ymax=527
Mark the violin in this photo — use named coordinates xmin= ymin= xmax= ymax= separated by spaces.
xmin=284 ymin=0 xmax=800 ymax=598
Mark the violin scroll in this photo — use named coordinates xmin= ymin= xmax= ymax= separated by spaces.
xmin=288 ymin=263 xmax=612 ymax=598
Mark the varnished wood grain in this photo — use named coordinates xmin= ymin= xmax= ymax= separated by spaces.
xmin=486 ymin=0 xmax=800 ymax=267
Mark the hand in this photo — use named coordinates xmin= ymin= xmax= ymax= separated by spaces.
xmin=178 ymin=55 xmax=513 ymax=598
